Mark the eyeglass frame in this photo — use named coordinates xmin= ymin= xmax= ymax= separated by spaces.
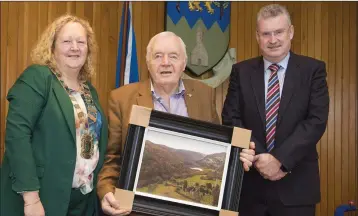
xmin=256 ymin=25 xmax=293 ymax=39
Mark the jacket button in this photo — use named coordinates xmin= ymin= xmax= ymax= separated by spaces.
xmin=68 ymin=160 xmax=75 ymax=164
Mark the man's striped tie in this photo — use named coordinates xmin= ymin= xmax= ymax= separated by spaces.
xmin=266 ymin=64 xmax=280 ymax=152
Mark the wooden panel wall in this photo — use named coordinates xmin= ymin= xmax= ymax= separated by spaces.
xmin=0 ymin=2 xmax=357 ymax=216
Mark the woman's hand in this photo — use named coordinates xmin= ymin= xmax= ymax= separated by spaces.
xmin=23 ymin=191 xmax=45 ymax=216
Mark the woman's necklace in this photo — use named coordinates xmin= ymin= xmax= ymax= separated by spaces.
xmin=53 ymin=70 xmax=97 ymax=159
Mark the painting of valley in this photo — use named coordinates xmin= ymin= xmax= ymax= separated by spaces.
xmin=134 ymin=128 xmax=230 ymax=210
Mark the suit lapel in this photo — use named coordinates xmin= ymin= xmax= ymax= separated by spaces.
xmin=277 ymin=54 xmax=299 ymax=126
xmin=52 ymin=78 xmax=76 ymax=142
xmin=250 ymin=58 xmax=266 ymax=126
xmin=136 ymin=80 xmax=154 ymax=109
xmin=183 ymin=80 xmax=196 ymax=118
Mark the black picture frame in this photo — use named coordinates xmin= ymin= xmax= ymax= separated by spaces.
xmin=117 ymin=110 xmax=245 ymax=216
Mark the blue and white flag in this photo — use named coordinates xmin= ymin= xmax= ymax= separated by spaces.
xmin=116 ymin=2 xmax=139 ymax=88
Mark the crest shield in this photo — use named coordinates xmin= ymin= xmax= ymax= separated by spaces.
xmin=166 ymin=1 xmax=231 ymax=76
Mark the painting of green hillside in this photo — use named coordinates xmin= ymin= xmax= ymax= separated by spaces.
xmin=135 ymin=140 xmax=228 ymax=208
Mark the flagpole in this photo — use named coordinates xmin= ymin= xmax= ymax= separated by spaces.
xmin=119 ymin=1 xmax=129 ymax=87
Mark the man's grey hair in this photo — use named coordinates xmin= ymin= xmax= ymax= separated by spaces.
xmin=257 ymin=4 xmax=292 ymax=26
xmin=146 ymin=31 xmax=187 ymax=63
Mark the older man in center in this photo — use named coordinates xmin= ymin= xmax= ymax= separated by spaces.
xmin=97 ymin=31 xmax=255 ymax=216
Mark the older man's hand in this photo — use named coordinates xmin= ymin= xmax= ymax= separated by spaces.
xmin=240 ymin=141 xmax=256 ymax=171
xmin=254 ymin=153 xmax=282 ymax=179
xmin=102 ymin=192 xmax=131 ymax=216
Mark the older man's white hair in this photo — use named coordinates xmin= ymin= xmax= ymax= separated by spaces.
xmin=146 ymin=31 xmax=188 ymax=63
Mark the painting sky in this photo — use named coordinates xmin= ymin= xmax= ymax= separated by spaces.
xmin=145 ymin=127 xmax=228 ymax=155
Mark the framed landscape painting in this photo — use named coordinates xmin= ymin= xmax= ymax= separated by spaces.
xmin=134 ymin=126 xmax=231 ymax=211
xmin=116 ymin=107 xmax=250 ymax=216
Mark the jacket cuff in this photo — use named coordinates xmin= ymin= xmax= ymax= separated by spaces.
xmin=10 ymin=172 xmax=40 ymax=193
xmin=271 ymin=151 xmax=293 ymax=172
xmin=97 ymin=184 xmax=115 ymax=201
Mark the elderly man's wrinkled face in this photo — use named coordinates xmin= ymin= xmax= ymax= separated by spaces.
xmin=256 ymin=14 xmax=293 ymax=63
xmin=53 ymin=22 xmax=88 ymax=72
xmin=147 ymin=35 xmax=186 ymax=86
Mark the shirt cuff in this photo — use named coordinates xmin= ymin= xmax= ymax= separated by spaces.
xmin=18 ymin=190 xmax=39 ymax=195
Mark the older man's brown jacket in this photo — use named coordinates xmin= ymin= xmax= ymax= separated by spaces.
xmin=97 ymin=79 xmax=220 ymax=200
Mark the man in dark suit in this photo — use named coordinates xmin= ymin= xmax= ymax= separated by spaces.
xmin=222 ymin=4 xmax=329 ymax=216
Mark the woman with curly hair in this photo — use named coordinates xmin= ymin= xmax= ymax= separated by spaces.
xmin=1 ymin=14 xmax=109 ymax=216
